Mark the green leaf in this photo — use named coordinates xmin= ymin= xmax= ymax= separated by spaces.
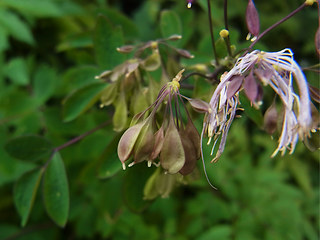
xmin=0 ymin=26 xmax=9 ymax=52
xmin=98 ymin=8 xmax=138 ymax=39
xmin=198 ymin=225 xmax=232 ymax=240
xmin=122 ymin=164 xmax=153 ymax=213
xmin=14 ymin=168 xmax=43 ymax=227
xmin=0 ymin=9 xmax=34 ymax=44
xmin=5 ymin=135 xmax=53 ymax=161
xmin=33 ymin=64 xmax=57 ymax=102
xmin=93 ymin=15 xmax=125 ymax=69
xmin=57 ymin=33 xmax=93 ymax=52
xmin=62 ymin=66 xmax=100 ymax=92
xmin=63 ymin=82 xmax=107 ymax=122
xmin=43 ymin=153 xmax=69 ymax=227
xmin=97 ymin=133 xmax=122 ymax=179
xmin=160 ymin=10 xmax=182 ymax=46
xmin=4 ymin=58 xmax=29 ymax=86
xmin=0 ymin=0 xmax=62 ymax=17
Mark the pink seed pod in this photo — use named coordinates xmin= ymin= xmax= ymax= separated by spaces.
xmin=246 ymin=0 xmax=260 ymax=37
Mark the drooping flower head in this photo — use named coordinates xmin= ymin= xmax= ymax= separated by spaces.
xmin=205 ymin=48 xmax=315 ymax=161
xmin=117 ymin=69 xmax=204 ymax=175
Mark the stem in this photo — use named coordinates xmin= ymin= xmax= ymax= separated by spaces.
xmin=224 ymin=0 xmax=229 ymax=30
xmin=246 ymin=3 xmax=307 ymax=53
xmin=207 ymin=0 xmax=220 ymax=65
xmin=44 ymin=120 xmax=110 ymax=168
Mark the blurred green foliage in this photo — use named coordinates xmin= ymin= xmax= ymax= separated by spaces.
xmin=0 ymin=0 xmax=318 ymax=239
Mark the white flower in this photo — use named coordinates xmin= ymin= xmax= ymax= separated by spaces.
xmin=205 ymin=48 xmax=313 ymax=161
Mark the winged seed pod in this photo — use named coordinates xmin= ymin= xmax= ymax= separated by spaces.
xmin=246 ymin=0 xmax=260 ymax=37
xmin=160 ymin=119 xmax=186 ymax=174
xmin=132 ymin=122 xmax=155 ymax=164
xmin=178 ymin=120 xmax=201 ymax=175
xmin=117 ymin=121 xmax=146 ymax=169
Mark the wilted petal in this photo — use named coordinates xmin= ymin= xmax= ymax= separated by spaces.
xmin=244 ymin=71 xmax=259 ymax=102
xmin=226 ymin=75 xmax=244 ymax=99
xmin=246 ymin=0 xmax=260 ymax=37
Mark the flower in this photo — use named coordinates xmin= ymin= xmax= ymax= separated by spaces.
xmin=205 ymin=48 xmax=314 ymax=161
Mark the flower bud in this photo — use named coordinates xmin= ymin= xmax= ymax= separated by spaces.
xmin=167 ymin=34 xmax=182 ymax=41
xmin=246 ymin=0 xmax=260 ymax=37
xmin=219 ymin=29 xmax=229 ymax=38
xmin=116 ymin=45 xmax=135 ymax=53
xmin=175 ymin=48 xmax=194 ymax=59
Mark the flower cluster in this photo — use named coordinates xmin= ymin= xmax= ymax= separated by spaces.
xmin=205 ymin=48 xmax=316 ymax=161
xmin=117 ymin=69 xmax=202 ymax=175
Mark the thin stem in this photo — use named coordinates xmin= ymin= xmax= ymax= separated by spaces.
xmin=224 ymin=37 xmax=233 ymax=57
xmin=224 ymin=0 xmax=229 ymax=30
xmin=207 ymin=0 xmax=220 ymax=65
xmin=55 ymin=121 xmax=110 ymax=152
xmin=246 ymin=3 xmax=307 ymax=53
xmin=44 ymin=120 xmax=110 ymax=168
xmin=200 ymin=122 xmax=217 ymax=190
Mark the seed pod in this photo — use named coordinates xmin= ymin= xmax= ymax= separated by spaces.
xmin=100 ymin=83 xmax=117 ymax=107
xmin=155 ymin=172 xmax=176 ymax=198
xmin=244 ymin=71 xmax=259 ymax=103
xmin=143 ymin=51 xmax=161 ymax=71
xmin=179 ymin=131 xmax=197 ymax=175
xmin=264 ymin=102 xmax=278 ymax=135
xmin=133 ymin=122 xmax=155 ymax=163
xmin=113 ymin=93 xmax=128 ymax=132
xmin=187 ymin=98 xmax=211 ymax=113
xmin=143 ymin=169 xmax=161 ymax=200
xmin=160 ymin=119 xmax=185 ymax=174
xmin=117 ymin=121 xmax=146 ymax=166
xmin=246 ymin=0 xmax=260 ymax=37
xmin=150 ymin=126 xmax=165 ymax=160
xmin=185 ymin=120 xmax=201 ymax=159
